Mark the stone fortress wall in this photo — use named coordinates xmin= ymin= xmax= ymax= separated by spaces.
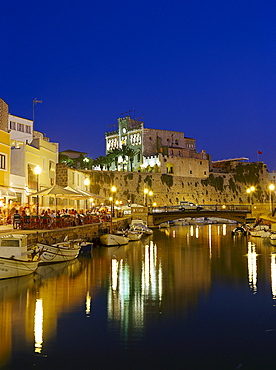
xmin=57 ymin=162 xmax=271 ymax=207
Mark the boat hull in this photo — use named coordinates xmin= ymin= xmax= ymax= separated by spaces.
xmin=127 ymin=231 xmax=143 ymax=241
xmin=100 ymin=234 xmax=129 ymax=246
xmin=0 ymin=257 xmax=38 ymax=279
xmin=37 ymin=242 xmax=81 ymax=264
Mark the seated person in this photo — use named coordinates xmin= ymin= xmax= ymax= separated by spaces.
xmin=13 ymin=210 xmax=21 ymax=229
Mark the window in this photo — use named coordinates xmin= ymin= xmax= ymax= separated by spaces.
xmin=175 ymin=140 xmax=178 ymax=145
xmin=200 ymin=161 xmax=202 ymax=165
xmin=17 ymin=123 xmax=24 ymax=132
xmin=0 ymin=154 xmax=6 ymax=170
xmin=25 ymin=125 xmax=31 ymax=134
xmin=10 ymin=121 xmax=16 ymax=130
xmin=190 ymin=170 xmax=193 ymax=174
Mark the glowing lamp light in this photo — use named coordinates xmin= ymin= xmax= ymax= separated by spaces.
xmin=34 ymin=165 xmax=41 ymax=175
xmin=84 ymin=178 xmax=90 ymax=186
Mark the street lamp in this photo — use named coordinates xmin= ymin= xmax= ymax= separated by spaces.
xmin=34 ymin=165 xmax=41 ymax=217
xmin=84 ymin=177 xmax=90 ymax=210
xmin=111 ymin=186 xmax=117 ymax=217
xmin=246 ymin=186 xmax=255 ymax=206
xmin=269 ymin=184 xmax=275 ymax=212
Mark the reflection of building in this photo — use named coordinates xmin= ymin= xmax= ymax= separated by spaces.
xmin=107 ymin=241 xmax=163 ymax=339
xmin=105 ymin=115 xmax=211 ymax=177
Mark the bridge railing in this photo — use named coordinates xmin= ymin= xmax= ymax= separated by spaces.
xmin=149 ymin=204 xmax=252 ymax=213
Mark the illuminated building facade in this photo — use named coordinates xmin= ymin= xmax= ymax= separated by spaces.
xmin=105 ymin=115 xmax=211 ymax=177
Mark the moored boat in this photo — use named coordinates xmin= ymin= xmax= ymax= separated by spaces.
xmin=249 ymin=225 xmax=271 ymax=238
xmin=269 ymin=233 xmax=276 ymax=246
xmin=130 ymin=220 xmax=153 ymax=235
xmin=100 ymin=233 xmax=129 ymax=246
xmin=0 ymin=234 xmax=39 ymax=279
xmin=36 ymin=239 xmax=82 ymax=264
xmin=231 ymin=226 xmax=248 ymax=236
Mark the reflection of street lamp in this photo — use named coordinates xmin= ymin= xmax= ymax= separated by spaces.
xmin=111 ymin=186 xmax=117 ymax=217
xmin=34 ymin=165 xmax=41 ymax=217
xmin=246 ymin=186 xmax=255 ymax=206
xmin=269 ymin=184 xmax=275 ymax=212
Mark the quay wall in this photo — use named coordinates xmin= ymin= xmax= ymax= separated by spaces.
xmin=57 ymin=162 xmax=271 ymax=207
xmin=26 ymin=218 xmax=131 ymax=245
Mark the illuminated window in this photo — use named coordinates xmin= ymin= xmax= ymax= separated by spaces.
xmin=0 ymin=154 xmax=6 ymax=170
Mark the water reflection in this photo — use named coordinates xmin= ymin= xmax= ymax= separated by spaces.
xmin=34 ymin=298 xmax=43 ymax=353
xmin=271 ymin=253 xmax=276 ymax=299
xmin=247 ymin=241 xmax=258 ymax=294
xmin=3 ymin=224 xmax=276 ymax=369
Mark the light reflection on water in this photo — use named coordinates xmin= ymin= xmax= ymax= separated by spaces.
xmin=1 ymin=224 xmax=276 ymax=369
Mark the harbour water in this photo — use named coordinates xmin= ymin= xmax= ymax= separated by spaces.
xmin=1 ymin=223 xmax=276 ymax=369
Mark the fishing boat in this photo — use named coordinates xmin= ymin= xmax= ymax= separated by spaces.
xmin=0 ymin=234 xmax=39 ymax=279
xmin=269 ymin=233 xmax=276 ymax=246
xmin=129 ymin=220 xmax=153 ymax=235
xmin=100 ymin=201 xmax=130 ymax=246
xmin=100 ymin=233 xmax=129 ymax=246
xmin=231 ymin=225 xmax=248 ymax=236
xmin=249 ymin=225 xmax=271 ymax=238
xmin=36 ymin=238 xmax=82 ymax=264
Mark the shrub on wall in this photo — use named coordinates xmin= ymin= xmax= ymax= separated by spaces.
xmin=161 ymin=174 xmax=174 ymax=188
xmin=201 ymin=174 xmax=224 ymax=191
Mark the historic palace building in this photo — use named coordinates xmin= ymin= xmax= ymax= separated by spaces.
xmin=105 ymin=115 xmax=211 ymax=178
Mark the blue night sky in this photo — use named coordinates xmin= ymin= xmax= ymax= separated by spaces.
xmin=1 ymin=0 xmax=275 ymax=170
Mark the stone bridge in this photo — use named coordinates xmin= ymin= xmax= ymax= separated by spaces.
xmin=147 ymin=205 xmax=251 ymax=226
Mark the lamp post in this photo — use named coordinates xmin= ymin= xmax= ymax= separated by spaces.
xmin=84 ymin=177 xmax=90 ymax=210
xmin=269 ymin=184 xmax=275 ymax=212
xmin=34 ymin=165 xmax=41 ymax=217
xmin=111 ymin=186 xmax=117 ymax=217
xmin=246 ymin=186 xmax=255 ymax=211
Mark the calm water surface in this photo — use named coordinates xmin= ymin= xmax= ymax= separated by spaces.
xmin=1 ymin=224 xmax=276 ymax=370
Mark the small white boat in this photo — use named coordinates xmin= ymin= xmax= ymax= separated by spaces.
xmin=130 ymin=220 xmax=153 ymax=235
xmin=126 ymin=230 xmax=143 ymax=241
xmin=0 ymin=234 xmax=39 ymax=279
xmin=100 ymin=233 xmax=129 ymax=246
xmin=231 ymin=226 xmax=247 ymax=236
xmin=36 ymin=239 xmax=82 ymax=264
xmin=172 ymin=219 xmax=189 ymax=226
xmin=159 ymin=222 xmax=170 ymax=228
xmin=249 ymin=225 xmax=271 ymax=238
xmin=269 ymin=233 xmax=276 ymax=245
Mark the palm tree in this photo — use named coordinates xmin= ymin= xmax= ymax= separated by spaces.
xmin=108 ymin=148 xmax=122 ymax=170
xmin=93 ymin=156 xmax=107 ymax=170
xmin=121 ymin=145 xmax=137 ymax=171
